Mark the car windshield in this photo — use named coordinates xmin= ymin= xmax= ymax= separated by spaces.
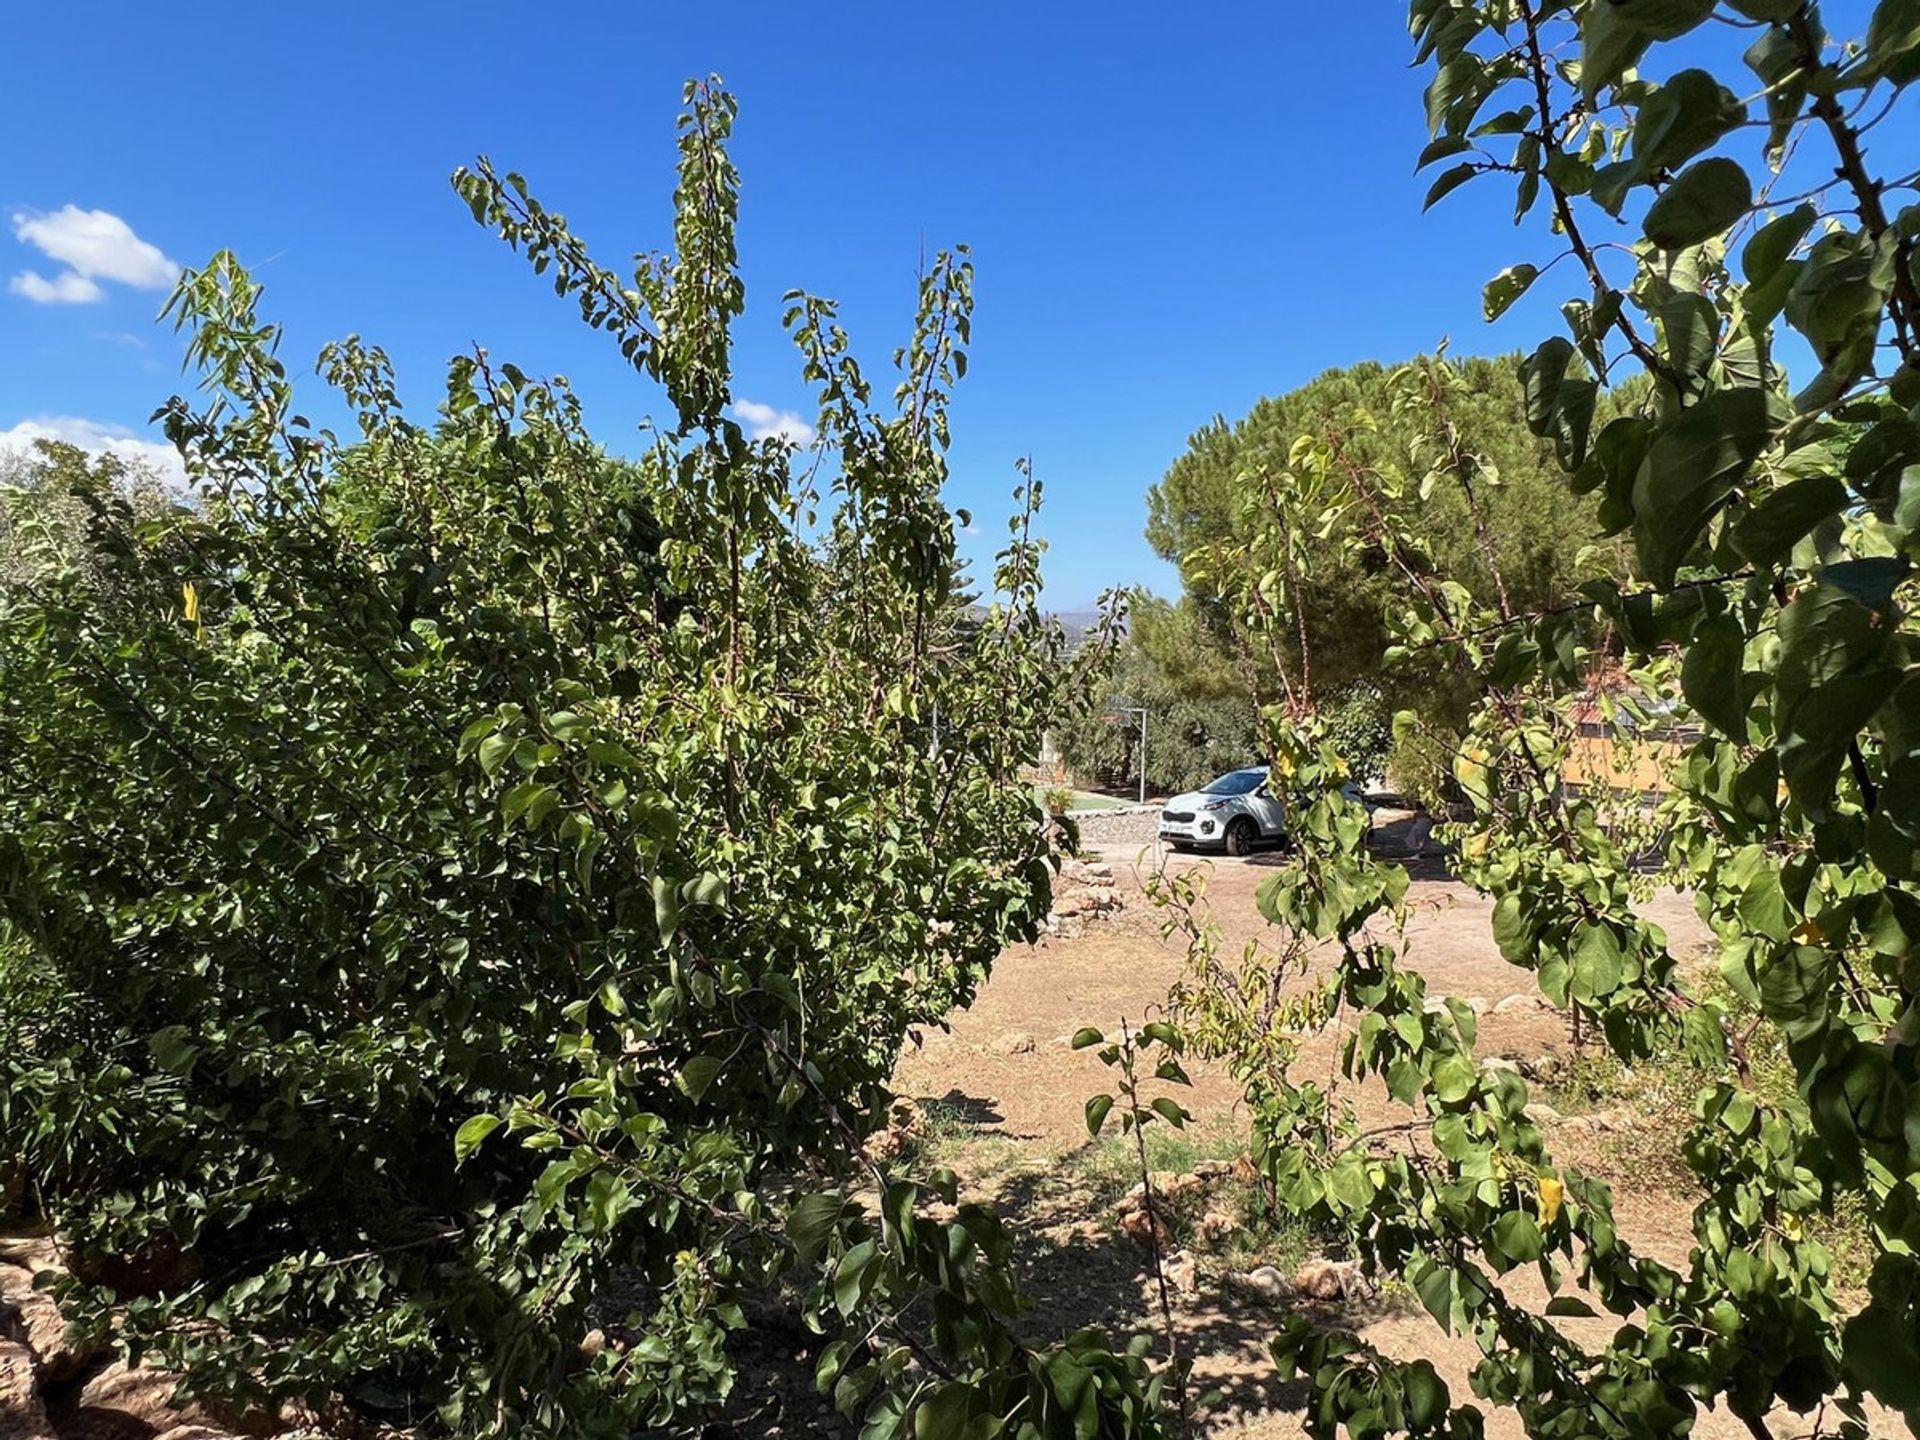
xmin=1200 ymin=770 xmax=1264 ymax=796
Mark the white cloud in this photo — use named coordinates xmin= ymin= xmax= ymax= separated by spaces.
xmin=0 ymin=415 xmax=188 ymax=490
xmin=10 ymin=270 xmax=104 ymax=304
xmin=9 ymin=206 xmax=180 ymax=305
xmin=730 ymin=398 xmax=817 ymax=447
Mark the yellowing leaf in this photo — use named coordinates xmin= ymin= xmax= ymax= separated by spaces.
xmin=1537 ymin=1174 xmax=1565 ymax=1226
xmin=181 ymin=582 xmax=200 ymax=623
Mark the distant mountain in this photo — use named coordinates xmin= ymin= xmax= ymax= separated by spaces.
xmin=1048 ymin=609 xmax=1108 ymax=644
xmin=956 ymin=606 xmax=1121 ymax=645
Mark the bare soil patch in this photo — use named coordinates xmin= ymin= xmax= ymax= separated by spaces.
xmin=888 ymin=836 xmax=1836 ymax=1437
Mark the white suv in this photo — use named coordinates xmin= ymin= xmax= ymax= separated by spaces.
xmin=1158 ymin=767 xmax=1370 ymax=856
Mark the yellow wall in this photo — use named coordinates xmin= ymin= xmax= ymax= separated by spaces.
xmin=1561 ymin=729 xmax=1686 ymax=794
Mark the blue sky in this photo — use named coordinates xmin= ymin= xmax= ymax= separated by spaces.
xmin=0 ymin=1 xmax=1903 ymax=605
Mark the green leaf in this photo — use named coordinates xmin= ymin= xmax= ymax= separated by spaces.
xmin=1631 ymin=386 xmax=1771 ymax=584
xmin=1619 ymin=0 xmax=1717 ymax=37
xmin=1787 ymin=232 xmax=1891 ymax=360
xmin=1403 ymin=1362 xmax=1449 ymax=1428
xmin=1521 ymin=336 xmax=1597 ymax=468
xmin=1681 ymin=1005 xmax=1730 ymax=1068
xmin=675 ymin=1054 xmax=724 ymax=1101
xmin=1085 ymin=1093 xmax=1114 ymax=1137
xmin=1432 ymin=1053 xmax=1477 ymax=1103
xmin=1140 ymin=1020 xmax=1181 ymax=1048
xmin=1632 ymin=69 xmax=1747 ymax=176
xmin=1742 ymin=204 xmax=1818 ymax=324
xmin=1070 ymin=1026 xmax=1104 ymax=1049
xmin=148 ymin=1025 xmax=201 ymax=1076
xmin=501 ymin=780 xmax=549 ymax=827
xmin=1411 ymin=1256 xmax=1455 ymax=1329
xmin=1776 ymin=584 xmax=1901 ymax=796
xmin=912 ymin=1382 xmax=976 ymax=1440
xmin=1425 ymin=53 xmax=1484 ymax=136
xmin=1546 ymin=1295 xmax=1599 ymax=1318
xmin=1571 ymin=923 xmax=1624 ymax=1002
xmin=1845 ymin=1300 xmax=1920 ymax=1410
xmin=762 ymin=971 xmax=802 ymax=1012
xmin=832 ymin=1238 xmax=877 ymax=1317
xmin=1643 ymin=158 xmax=1753 ymax=249
xmin=1736 ymin=861 xmax=1790 ymax=940
xmin=477 ymin=732 xmax=515 ymax=776
xmin=1416 ymin=134 xmax=1474 ymax=169
xmin=453 ymin=1113 xmax=502 ymax=1164
xmin=1491 ymin=893 xmax=1532 ymax=963
xmin=1522 ymin=337 xmax=1574 ymax=436
xmin=652 ymin=874 xmax=681 ymax=943
xmin=814 ymin=1339 xmax=852 ymax=1392
xmin=1731 ymin=475 xmax=1849 ymax=566
xmin=1660 ymin=292 xmax=1720 ymax=382
xmin=1424 ymin=163 xmax=1478 ymax=211
xmin=1581 ymin=0 xmax=1653 ymax=100
xmin=1870 ymin=758 xmax=1920 ymax=877
xmin=1758 ymin=946 xmax=1836 ymax=1032
xmin=1491 ymin=1208 xmax=1544 ymax=1266
xmin=787 ymin=1192 xmax=847 ymax=1263
xmin=1327 ymin=1152 xmax=1378 ymax=1212
xmin=1149 ymin=1096 xmax=1189 ymax=1129
xmin=1865 ymin=0 xmax=1920 ymax=82
xmin=680 ymin=872 xmax=728 ymax=909
xmin=1682 ymin=612 xmax=1749 ymax=737
xmin=1484 ymin=264 xmax=1540 ymax=321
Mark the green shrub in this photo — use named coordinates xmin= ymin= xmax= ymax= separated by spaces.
xmin=1320 ymin=684 xmax=1390 ymax=784
xmin=0 ymin=82 xmax=1139 ymax=1438
xmin=1164 ymin=3 xmax=1920 ymax=1434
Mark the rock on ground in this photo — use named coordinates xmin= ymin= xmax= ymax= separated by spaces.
xmin=1067 ymin=810 xmax=1161 ymax=848
xmin=1232 ymin=1265 xmax=1289 ymax=1304
xmin=1 ymin=1339 xmax=54 ymax=1440
xmin=1162 ymin=1252 xmax=1198 ymax=1297
xmin=0 ymin=1234 xmax=268 ymax=1440
xmin=1491 ymin=992 xmax=1555 ymax=1015
xmin=1291 ymin=1258 xmax=1370 ymax=1302
xmin=0 ymin=1268 xmax=96 ymax=1386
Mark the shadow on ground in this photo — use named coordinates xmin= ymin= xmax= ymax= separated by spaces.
xmin=899 ymin=1111 xmax=1405 ymax=1430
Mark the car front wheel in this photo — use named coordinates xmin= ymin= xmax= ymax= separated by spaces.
xmin=1224 ymin=818 xmax=1256 ymax=857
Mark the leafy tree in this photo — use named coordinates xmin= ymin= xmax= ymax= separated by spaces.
xmin=0 ymin=438 xmax=179 ymax=593
xmin=1156 ymin=4 xmax=1920 ymax=1438
xmin=1058 ymin=594 xmax=1394 ymax=795
xmin=1147 ymin=354 xmax=1627 ymax=787
xmin=0 ymin=81 xmax=1163 ymax=1439
xmin=1055 ymin=592 xmax=1266 ymax=796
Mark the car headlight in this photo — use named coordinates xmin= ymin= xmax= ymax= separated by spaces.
xmin=1202 ymin=798 xmax=1233 ymax=812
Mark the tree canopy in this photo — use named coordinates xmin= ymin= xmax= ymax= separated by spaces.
xmin=1130 ymin=354 xmax=1624 ymax=795
xmin=1053 ymin=591 xmax=1265 ymax=796
xmin=0 ymin=82 xmax=1150 ymax=1439
xmin=1152 ymin=1 xmax=1920 ymax=1435
xmin=1152 ymin=356 xmax=1622 ymax=675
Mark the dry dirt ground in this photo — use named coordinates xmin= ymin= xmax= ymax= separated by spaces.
xmin=887 ymin=822 xmax=1842 ymax=1440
